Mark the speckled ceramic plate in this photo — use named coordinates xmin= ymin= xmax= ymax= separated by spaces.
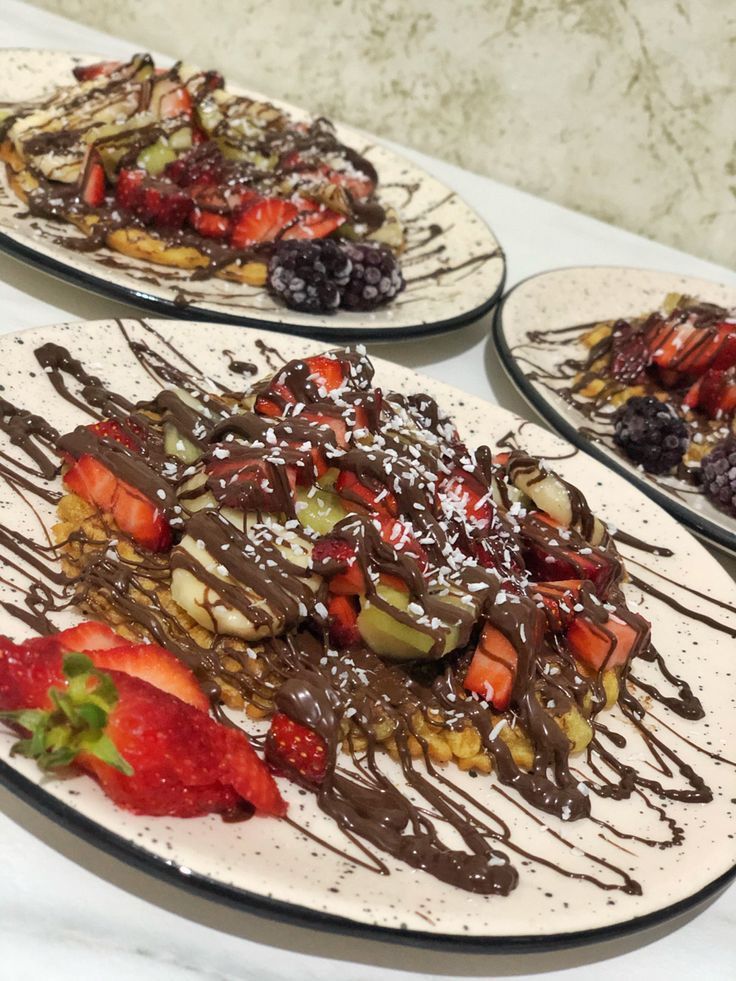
xmin=0 ymin=318 xmax=734 ymax=952
xmin=493 ymin=266 xmax=736 ymax=556
xmin=0 ymin=49 xmax=504 ymax=340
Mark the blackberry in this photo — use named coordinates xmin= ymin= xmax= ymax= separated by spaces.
xmin=699 ymin=436 xmax=736 ymax=516
xmin=612 ymin=396 xmax=688 ymax=474
xmin=267 ymin=240 xmax=351 ymax=314
xmin=340 ymin=242 xmax=404 ymax=311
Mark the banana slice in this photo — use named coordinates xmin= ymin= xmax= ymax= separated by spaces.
xmin=508 ymin=453 xmax=606 ymax=545
xmin=170 ymin=518 xmax=320 ymax=640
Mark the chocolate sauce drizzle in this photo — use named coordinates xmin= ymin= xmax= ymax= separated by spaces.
xmin=0 ymin=321 xmax=732 ymax=900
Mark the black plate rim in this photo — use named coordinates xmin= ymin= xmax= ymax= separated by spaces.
xmin=2 ymin=758 xmax=734 ymax=955
xmin=492 ymin=265 xmax=736 ymax=557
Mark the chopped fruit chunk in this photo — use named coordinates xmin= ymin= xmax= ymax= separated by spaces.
xmin=336 ymin=469 xmax=398 ymax=516
xmin=311 ymin=536 xmax=364 ymax=594
xmin=567 ymin=611 xmax=649 ymax=671
xmin=464 ymin=623 xmax=518 ymax=711
xmin=64 ymin=455 xmax=171 ymax=552
xmin=300 ymin=409 xmax=348 ymax=449
xmin=86 ymin=418 xmax=143 ymax=453
xmin=531 ymin=580 xmax=584 ymax=633
xmin=0 ymin=644 xmax=285 ymax=817
xmin=230 ymin=198 xmax=298 ymax=248
xmin=684 ymin=368 xmax=736 ymax=420
xmin=648 ymin=319 xmax=736 ymax=377
xmin=438 ymin=469 xmax=493 ymax=531
xmin=282 ymin=201 xmax=345 ymax=241
xmin=204 ymin=452 xmax=296 ymax=511
xmin=266 ymin=712 xmax=328 ymax=785
xmin=326 ymin=594 xmax=361 ymax=647
xmin=72 ymin=60 xmax=122 ymax=82
xmin=357 ymin=585 xmax=459 ymax=661
xmin=115 ymin=169 xmax=193 ymax=229
xmin=79 ymin=152 xmax=106 ymax=206
xmin=303 ymin=354 xmax=350 ymax=392
xmin=190 ymin=207 xmax=231 ymax=239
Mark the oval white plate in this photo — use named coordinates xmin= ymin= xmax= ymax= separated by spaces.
xmin=0 ymin=49 xmax=504 ymax=340
xmin=0 ymin=318 xmax=734 ymax=951
xmin=492 ymin=265 xmax=736 ymax=556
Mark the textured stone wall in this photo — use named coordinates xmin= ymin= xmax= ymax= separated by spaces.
xmin=26 ymin=0 xmax=736 ymax=268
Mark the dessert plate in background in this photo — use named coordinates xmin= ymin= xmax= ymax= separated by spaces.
xmin=492 ymin=265 xmax=736 ymax=556
xmin=0 ymin=49 xmax=504 ymax=340
xmin=0 ymin=318 xmax=734 ymax=952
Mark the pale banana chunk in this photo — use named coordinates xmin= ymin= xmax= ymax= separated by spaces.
xmin=510 ymin=460 xmax=606 ymax=545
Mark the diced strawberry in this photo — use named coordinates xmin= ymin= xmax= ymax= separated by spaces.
xmin=0 ymin=641 xmax=285 ymax=817
xmin=72 ymin=60 xmax=122 ymax=82
xmin=326 ymin=169 xmax=375 ymax=200
xmin=531 ymin=580 xmax=584 ymax=633
xmin=326 ymin=594 xmax=361 ymax=647
xmin=64 ymin=455 xmax=171 ymax=552
xmin=303 ymin=354 xmax=350 ymax=392
xmin=335 ymin=470 xmax=398 ymax=516
xmin=609 ymin=323 xmax=650 ymax=384
xmin=377 ymin=515 xmax=428 ymax=572
xmin=265 ymin=711 xmax=328 ymax=785
xmin=86 ymin=418 xmax=143 ymax=453
xmin=464 ymin=623 xmax=518 ymax=711
xmin=282 ymin=200 xmax=345 ymax=240
xmin=522 ymin=515 xmax=619 ymax=597
xmin=204 ymin=453 xmax=297 ymax=511
xmin=79 ymin=150 xmax=106 ymax=207
xmin=685 ymin=368 xmax=736 ymax=420
xmin=312 ymin=537 xmax=364 ymax=594
xmin=567 ymin=610 xmax=649 ymax=671
xmin=158 ymin=85 xmax=192 ymax=120
xmin=438 ymin=469 xmax=493 ymax=532
xmin=230 ymin=198 xmax=298 ymax=248
xmin=254 ymin=381 xmax=296 ymax=419
xmin=190 ymin=207 xmax=231 ymax=239
xmin=115 ymin=168 xmax=145 ymax=209
xmin=165 ymin=143 xmax=226 ymax=188
xmin=88 ymin=643 xmax=209 ymax=711
xmin=300 ymin=409 xmax=349 ymax=449
xmin=115 ymin=169 xmax=192 ymax=230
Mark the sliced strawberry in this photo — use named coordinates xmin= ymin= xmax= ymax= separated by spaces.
xmin=165 ymin=143 xmax=226 ymax=188
xmin=312 ymin=536 xmax=364 ymax=594
xmin=336 ymin=470 xmax=398 ymax=516
xmin=190 ymin=207 xmax=231 ymax=239
xmin=304 ymin=354 xmax=350 ymax=392
xmin=648 ymin=319 xmax=736 ymax=377
xmin=265 ymin=711 xmax=328 ymax=785
xmin=464 ymin=623 xmax=518 ymax=711
xmin=230 ymin=198 xmax=298 ymax=248
xmin=88 ymin=643 xmax=209 ymax=711
xmin=282 ymin=200 xmax=345 ymax=240
xmin=0 ymin=642 xmax=285 ymax=817
xmin=326 ymin=594 xmax=361 ymax=647
xmin=86 ymin=418 xmax=143 ymax=454
xmin=115 ymin=168 xmax=145 ymax=209
xmin=531 ymin=580 xmax=584 ymax=633
xmin=72 ymin=60 xmax=122 ymax=82
xmin=521 ymin=514 xmax=619 ymax=597
xmin=157 ymin=84 xmax=192 ymax=119
xmin=115 ymin=169 xmax=192 ymax=230
xmin=566 ymin=610 xmax=649 ymax=671
xmin=79 ymin=150 xmax=106 ymax=207
xmin=40 ymin=621 xmax=127 ymax=653
xmin=327 ymin=169 xmax=375 ymax=200
xmin=204 ymin=453 xmax=297 ymax=511
xmin=438 ymin=469 xmax=493 ymax=532
xmin=254 ymin=381 xmax=297 ymax=419
xmin=609 ymin=323 xmax=650 ymax=384
xmin=64 ymin=455 xmax=171 ymax=552
xmin=686 ymin=368 xmax=736 ymax=420
xmin=300 ymin=409 xmax=349 ymax=449
xmin=378 ymin=515 xmax=428 ymax=571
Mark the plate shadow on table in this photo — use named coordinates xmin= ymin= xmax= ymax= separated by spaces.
xmin=0 ymin=786 xmax=718 ymax=978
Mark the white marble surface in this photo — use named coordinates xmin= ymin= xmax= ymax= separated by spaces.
xmin=0 ymin=2 xmax=734 ymax=978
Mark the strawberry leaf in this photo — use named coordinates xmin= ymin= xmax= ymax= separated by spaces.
xmin=0 ymin=653 xmax=133 ymax=776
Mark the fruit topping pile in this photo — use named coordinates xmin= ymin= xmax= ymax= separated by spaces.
xmin=1 ymin=54 xmax=405 ymax=313
xmin=571 ymin=295 xmax=736 ymax=510
xmin=17 ymin=343 xmax=656 ymax=848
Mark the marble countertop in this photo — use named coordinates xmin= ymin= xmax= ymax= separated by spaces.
xmin=0 ymin=3 xmax=734 ymax=978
